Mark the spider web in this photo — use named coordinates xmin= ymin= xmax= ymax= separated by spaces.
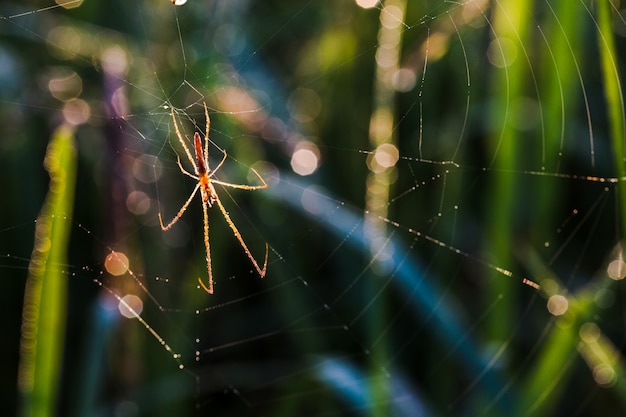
xmin=1 ymin=0 xmax=626 ymax=416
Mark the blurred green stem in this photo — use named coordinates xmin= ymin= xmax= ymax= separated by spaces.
xmin=596 ymin=0 xmax=626 ymax=235
xmin=18 ymin=124 xmax=77 ymax=417
xmin=486 ymin=0 xmax=533 ymax=358
xmin=365 ymin=0 xmax=406 ymax=415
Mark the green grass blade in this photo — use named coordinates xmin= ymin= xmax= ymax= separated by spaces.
xmin=593 ymin=5 xmax=626 ymax=408
xmin=485 ymin=7 xmax=535 ymax=409
xmin=596 ymin=0 xmax=626 ymax=223
xmin=596 ymin=0 xmax=626 ymax=162
xmin=17 ymin=124 xmax=77 ymax=417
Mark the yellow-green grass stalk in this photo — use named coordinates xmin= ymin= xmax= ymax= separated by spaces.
xmin=18 ymin=124 xmax=77 ymax=417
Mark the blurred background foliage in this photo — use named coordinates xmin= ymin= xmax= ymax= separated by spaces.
xmin=2 ymin=0 xmax=626 ymax=416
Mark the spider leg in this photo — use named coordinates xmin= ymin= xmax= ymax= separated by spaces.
xmin=203 ymin=102 xmax=210 ymax=161
xmin=170 ymin=105 xmax=198 ymax=171
xmin=197 ymin=198 xmax=214 ymax=294
xmin=209 ymin=147 xmax=228 ymax=177
xmin=158 ymin=183 xmax=200 ymax=230
xmin=211 ymin=167 xmax=269 ymax=191
xmin=214 ymin=194 xmax=268 ymax=278
xmin=176 ymin=155 xmax=199 ymax=180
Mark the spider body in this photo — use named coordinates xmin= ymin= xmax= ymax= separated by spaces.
xmin=193 ymin=132 xmax=217 ymax=206
xmin=158 ymin=103 xmax=268 ymax=294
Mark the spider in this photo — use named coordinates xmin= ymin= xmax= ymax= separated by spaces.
xmin=158 ymin=103 xmax=268 ymax=294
